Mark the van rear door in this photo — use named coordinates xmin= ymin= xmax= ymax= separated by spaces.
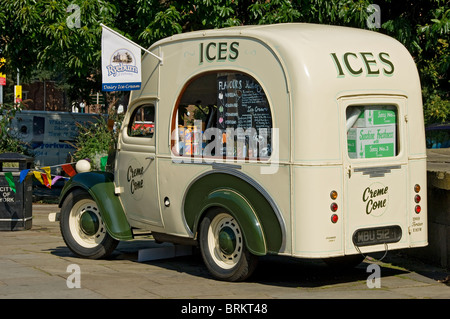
xmin=341 ymin=95 xmax=409 ymax=254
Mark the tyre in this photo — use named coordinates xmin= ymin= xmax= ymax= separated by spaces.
xmin=199 ymin=208 xmax=258 ymax=282
xmin=60 ymin=189 xmax=119 ymax=259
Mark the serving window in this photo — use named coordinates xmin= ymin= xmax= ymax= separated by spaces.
xmin=346 ymin=104 xmax=399 ymax=159
xmin=172 ymin=72 xmax=273 ymax=160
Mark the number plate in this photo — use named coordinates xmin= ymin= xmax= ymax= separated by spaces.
xmin=352 ymin=226 xmax=402 ymax=247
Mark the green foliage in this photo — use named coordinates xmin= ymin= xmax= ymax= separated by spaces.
xmin=0 ymin=0 xmax=448 ymax=124
xmin=0 ymin=103 xmax=33 ymax=155
xmin=423 ymin=94 xmax=450 ymax=124
xmin=249 ymin=0 xmax=301 ymax=24
xmin=71 ymin=108 xmax=124 ymax=170
xmin=418 ymin=7 xmax=450 ymax=124
xmin=71 ymin=116 xmax=112 ymax=170
xmin=379 ymin=0 xmax=449 ymax=124
xmin=0 ymin=0 xmax=117 ymax=101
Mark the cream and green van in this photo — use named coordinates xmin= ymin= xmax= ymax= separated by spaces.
xmin=58 ymin=23 xmax=428 ymax=281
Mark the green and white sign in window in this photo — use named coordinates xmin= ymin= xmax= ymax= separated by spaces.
xmin=346 ymin=105 xmax=398 ymax=159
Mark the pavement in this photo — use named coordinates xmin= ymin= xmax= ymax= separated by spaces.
xmin=0 ymin=202 xmax=448 ymax=303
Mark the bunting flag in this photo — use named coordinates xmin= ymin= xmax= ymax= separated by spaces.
xmin=33 ymin=171 xmax=44 ymax=185
xmin=1 ymin=158 xmax=105 ymax=192
xmin=20 ymin=169 xmax=30 ymax=183
xmin=4 ymin=172 xmax=16 ymax=193
xmin=100 ymin=156 xmax=108 ymax=172
xmin=41 ymin=173 xmax=51 ymax=189
xmin=51 ymin=175 xmax=66 ymax=186
xmin=42 ymin=167 xmax=52 ymax=186
xmin=62 ymin=164 xmax=76 ymax=177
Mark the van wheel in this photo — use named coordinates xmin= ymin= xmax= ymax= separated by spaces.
xmin=60 ymin=189 xmax=119 ymax=259
xmin=199 ymin=208 xmax=258 ymax=281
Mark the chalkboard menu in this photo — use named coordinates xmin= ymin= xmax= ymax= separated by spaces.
xmin=216 ymin=73 xmax=272 ymax=158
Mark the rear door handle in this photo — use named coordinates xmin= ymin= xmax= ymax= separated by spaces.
xmin=145 ymin=156 xmax=155 ymax=161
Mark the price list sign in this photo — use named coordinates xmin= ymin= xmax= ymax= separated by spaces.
xmin=216 ymin=73 xmax=272 ymax=158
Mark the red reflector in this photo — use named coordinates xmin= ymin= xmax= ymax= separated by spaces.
xmin=330 ymin=203 xmax=338 ymax=212
xmin=414 ymin=194 xmax=421 ymax=203
xmin=331 ymin=214 xmax=338 ymax=223
xmin=415 ymin=205 xmax=421 ymax=214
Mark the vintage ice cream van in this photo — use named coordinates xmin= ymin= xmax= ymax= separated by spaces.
xmin=58 ymin=23 xmax=428 ymax=281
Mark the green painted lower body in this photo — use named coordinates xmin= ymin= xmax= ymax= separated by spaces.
xmin=59 ymin=172 xmax=133 ymax=241
xmin=184 ymin=172 xmax=283 ymax=255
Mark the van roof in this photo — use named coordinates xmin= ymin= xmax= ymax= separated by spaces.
xmin=151 ymin=22 xmax=400 ymax=50
xmin=150 ymin=23 xmax=419 ymax=97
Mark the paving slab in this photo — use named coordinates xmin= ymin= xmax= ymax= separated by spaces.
xmin=0 ymin=203 xmax=448 ymax=303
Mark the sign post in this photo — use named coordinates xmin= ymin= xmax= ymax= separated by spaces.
xmin=14 ymin=85 xmax=22 ymax=104
xmin=0 ymin=58 xmax=5 ymax=105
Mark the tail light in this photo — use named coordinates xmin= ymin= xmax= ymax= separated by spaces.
xmin=414 ymin=194 xmax=421 ymax=203
xmin=414 ymin=184 xmax=421 ymax=193
xmin=330 ymin=190 xmax=338 ymax=223
xmin=330 ymin=202 xmax=338 ymax=212
xmin=414 ymin=184 xmax=421 ymax=214
xmin=331 ymin=214 xmax=339 ymax=223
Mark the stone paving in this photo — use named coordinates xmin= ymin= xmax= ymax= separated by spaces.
xmin=0 ymin=204 xmax=448 ymax=300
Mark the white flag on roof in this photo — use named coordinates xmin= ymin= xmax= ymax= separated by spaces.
xmin=101 ymin=26 xmax=142 ymax=92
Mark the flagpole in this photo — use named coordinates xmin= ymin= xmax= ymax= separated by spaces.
xmin=100 ymin=23 xmax=163 ymax=64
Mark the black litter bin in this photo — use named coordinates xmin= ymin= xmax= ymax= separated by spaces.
xmin=0 ymin=152 xmax=34 ymax=230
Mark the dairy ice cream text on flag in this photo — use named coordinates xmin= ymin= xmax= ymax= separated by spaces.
xmin=101 ymin=24 xmax=162 ymax=92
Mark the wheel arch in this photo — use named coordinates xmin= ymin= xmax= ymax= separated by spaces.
xmin=197 ymin=190 xmax=266 ymax=256
xmin=183 ymin=170 xmax=285 ymax=255
xmin=59 ymin=172 xmax=133 ymax=241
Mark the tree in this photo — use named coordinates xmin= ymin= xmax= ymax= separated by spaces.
xmin=377 ymin=0 xmax=449 ymax=124
xmin=0 ymin=0 xmax=117 ymax=103
xmin=0 ymin=0 xmax=448 ymax=124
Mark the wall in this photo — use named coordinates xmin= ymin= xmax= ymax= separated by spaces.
xmin=407 ymin=163 xmax=450 ymax=270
